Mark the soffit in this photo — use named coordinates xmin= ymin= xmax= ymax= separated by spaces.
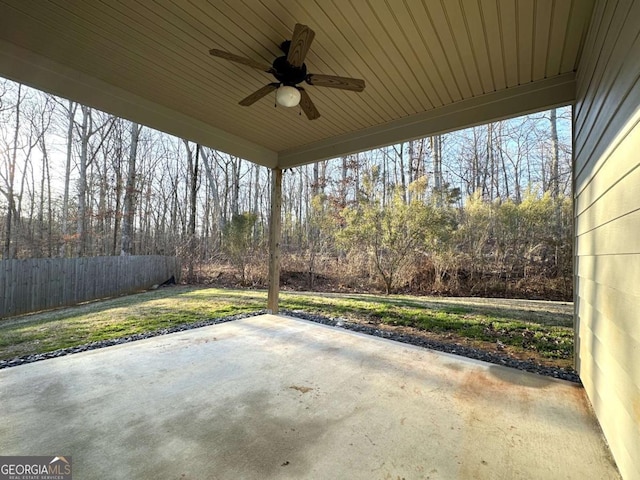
xmin=0 ymin=0 xmax=594 ymax=168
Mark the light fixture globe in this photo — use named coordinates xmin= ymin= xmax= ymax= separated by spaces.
xmin=276 ymin=85 xmax=301 ymax=107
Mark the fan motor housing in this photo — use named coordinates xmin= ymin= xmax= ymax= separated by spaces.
xmin=272 ymin=56 xmax=307 ymax=86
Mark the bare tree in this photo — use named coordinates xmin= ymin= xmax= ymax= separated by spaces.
xmin=58 ymin=100 xmax=78 ymax=257
xmin=1 ymin=83 xmax=22 ymax=259
xmin=120 ymin=122 xmax=142 ymax=255
xmin=200 ymin=148 xmax=224 ymax=246
xmin=431 ymin=135 xmax=443 ymax=204
xmin=75 ymin=107 xmax=115 ymax=256
xmin=182 ymin=140 xmax=200 ymax=279
xmin=32 ymin=95 xmax=55 ymax=256
xmin=549 ymin=108 xmax=560 ymax=198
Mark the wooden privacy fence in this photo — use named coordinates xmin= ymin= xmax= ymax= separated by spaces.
xmin=0 ymin=255 xmax=180 ymax=318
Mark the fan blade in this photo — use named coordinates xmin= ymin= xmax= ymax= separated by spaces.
xmin=239 ymin=83 xmax=279 ymax=106
xmin=287 ymin=24 xmax=315 ymax=68
xmin=299 ymin=89 xmax=320 ymax=120
xmin=306 ymin=73 xmax=365 ymax=92
xmin=209 ymin=48 xmax=273 ymax=72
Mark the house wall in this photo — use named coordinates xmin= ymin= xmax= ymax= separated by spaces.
xmin=574 ymin=1 xmax=640 ymax=478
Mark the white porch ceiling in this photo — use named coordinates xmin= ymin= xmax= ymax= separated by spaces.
xmin=0 ymin=0 xmax=594 ymax=168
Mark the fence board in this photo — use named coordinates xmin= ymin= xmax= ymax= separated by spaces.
xmin=0 ymin=256 xmax=180 ymax=318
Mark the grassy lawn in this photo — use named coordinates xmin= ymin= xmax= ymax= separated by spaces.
xmin=0 ymin=286 xmax=574 ymax=369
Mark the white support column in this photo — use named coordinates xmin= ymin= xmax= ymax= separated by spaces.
xmin=267 ymin=168 xmax=282 ymax=313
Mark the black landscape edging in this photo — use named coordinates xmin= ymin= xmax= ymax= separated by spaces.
xmin=1 ymin=308 xmax=581 ymax=383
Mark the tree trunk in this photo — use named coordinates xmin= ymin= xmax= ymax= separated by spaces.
xmin=111 ymin=125 xmax=124 ymax=255
xmin=550 ymin=108 xmax=560 ymax=198
xmin=487 ymin=123 xmax=497 ymax=200
xmin=189 ymin=144 xmax=200 ymax=247
xmin=120 ymin=122 xmax=140 ymax=255
xmin=312 ymin=162 xmax=319 ymax=196
xmin=253 ymin=164 xmax=260 ymax=216
xmin=76 ymin=106 xmax=91 ymax=257
xmin=432 ymin=135 xmax=443 ymax=205
xmin=201 ymin=148 xmax=224 ymax=246
xmin=231 ymin=156 xmax=241 ymax=217
xmin=398 ymin=143 xmax=407 ymax=204
xmin=38 ymin=134 xmax=53 ymax=257
xmin=3 ymin=84 xmax=22 ymax=259
xmin=341 ymin=156 xmax=348 ymax=207
xmin=59 ymin=101 xmax=77 ymax=257
xmin=183 ymin=141 xmax=199 ymax=280
xmin=498 ymin=123 xmax=510 ymax=199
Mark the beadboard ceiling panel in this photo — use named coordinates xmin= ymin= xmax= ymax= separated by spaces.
xmin=0 ymin=0 xmax=594 ymax=168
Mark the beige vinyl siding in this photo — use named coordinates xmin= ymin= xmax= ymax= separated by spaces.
xmin=574 ymin=1 xmax=640 ymax=478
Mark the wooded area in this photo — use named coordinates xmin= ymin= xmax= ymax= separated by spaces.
xmin=0 ymin=79 xmax=573 ymax=300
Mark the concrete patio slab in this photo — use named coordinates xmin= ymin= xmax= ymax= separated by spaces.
xmin=0 ymin=314 xmax=619 ymax=479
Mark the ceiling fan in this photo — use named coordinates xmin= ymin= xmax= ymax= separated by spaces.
xmin=209 ymin=23 xmax=365 ymax=120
